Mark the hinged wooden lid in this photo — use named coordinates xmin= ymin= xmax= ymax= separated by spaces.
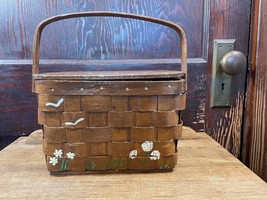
xmin=33 ymin=70 xmax=185 ymax=81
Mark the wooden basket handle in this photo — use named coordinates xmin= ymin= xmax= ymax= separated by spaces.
xmin=32 ymin=11 xmax=187 ymax=77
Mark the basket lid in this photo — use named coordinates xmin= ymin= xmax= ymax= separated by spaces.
xmin=33 ymin=70 xmax=185 ymax=81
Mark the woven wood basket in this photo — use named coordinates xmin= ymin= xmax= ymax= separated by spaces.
xmin=32 ymin=12 xmax=187 ymax=175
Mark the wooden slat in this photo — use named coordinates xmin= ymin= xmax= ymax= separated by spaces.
xmin=33 ymin=70 xmax=185 ymax=80
xmin=34 ymin=80 xmax=185 ymax=96
xmin=242 ymin=0 xmax=267 ymax=182
xmin=81 ymin=127 xmax=112 ymax=142
xmin=43 ymin=126 xmax=66 ymax=143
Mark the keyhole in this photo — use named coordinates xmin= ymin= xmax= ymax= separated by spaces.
xmin=221 ymin=83 xmax=225 ymax=91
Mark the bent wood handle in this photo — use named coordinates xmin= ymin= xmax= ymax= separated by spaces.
xmin=32 ymin=11 xmax=187 ymax=77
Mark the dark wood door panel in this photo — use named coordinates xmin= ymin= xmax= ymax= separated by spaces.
xmin=243 ymin=0 xmax=267 ymax=182
xmin=0 ymin=0 xmax=205 ymax=60
xmin=0 ymin=64 xmax=39 ymax=137
xmin=205 ymin=0 xmax=251 ymax=157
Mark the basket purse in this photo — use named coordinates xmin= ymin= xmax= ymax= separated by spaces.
xmin=32 ymin=11 xmax=187 ymax=175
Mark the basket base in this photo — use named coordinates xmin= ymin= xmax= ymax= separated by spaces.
xmin=50 ymin=169 xmax=173 ymax=176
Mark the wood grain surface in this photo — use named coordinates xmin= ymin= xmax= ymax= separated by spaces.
xmin=0 ymin=127 xmax=266 ymax=199
xmin=242 ymin=0 xmax=267 ymax=182
xmin=204 ymin=0 xmax=251 ymax=158
xmin=0 ymin=0 xmax=203 ymax=60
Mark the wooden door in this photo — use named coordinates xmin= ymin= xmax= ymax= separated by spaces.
xmin=242 ymin=0 xmax=267 ymax=182
xmin=0 ymin=0 xmax=251 ymax=156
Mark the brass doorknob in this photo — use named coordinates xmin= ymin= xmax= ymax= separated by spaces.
xmin=220 ymin=51 xmax=246 ymax=75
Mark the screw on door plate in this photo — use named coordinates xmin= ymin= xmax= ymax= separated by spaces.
xmin=210 ymin=39 xmax=236 ymax=108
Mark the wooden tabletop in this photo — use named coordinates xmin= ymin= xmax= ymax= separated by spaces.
xmin=0 ymin=127 xmax=266 ymax=199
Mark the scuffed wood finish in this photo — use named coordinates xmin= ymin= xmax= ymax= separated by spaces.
xmin=209 ymin=93 xmax=244 ymax=157
xmin=204 ymin=0 xmax=251 ymax=157
xmin=1 ymin=127 xmax=267 ymax=199
xmin=242 ymin=0 xmax=267 ymax=182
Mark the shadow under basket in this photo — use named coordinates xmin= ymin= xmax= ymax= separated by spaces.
xmin=32 ymin=12 xmax=187 ymax=175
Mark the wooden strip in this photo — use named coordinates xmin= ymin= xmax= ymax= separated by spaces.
xmin=44 ymin=112 xmax=62 ymax=127
xmin=86 ymin=156 xmax=112 ymax=171
xmin=157 ymin=124 xmax=183 ymax=141
xmin=157 ymin=127 xmax=175 ymax=141
xmin=64 ymin=96 xmax=81 ymax=112
xmin=158 ymin=94 xmax=186 ymax=111
xmin=65 ymin=143 xmax=87 ymax=158
xmin=42 ymin=140 xmax=65 ymax=156
xmin=129 ymin=96 xmax=157 ymax=111
xmin=129 ymin=157 xmax=157 ymax=170
xmin=108 ymin=112 xmax=135 ymax=127
xmin=38 ymin=109 xmax=45 ymax=125
xmin=135 ymin=112 xmax=152 ymax=127
xmin=173 ymin=94 xmax=186 ymax=110
xmin=90 ymin=143 xmax=108 ymax=156
xmin=38 ymin=95 xmax=64 ymax=112
xmin=158 ymin=95 xmax=174 ymax=111
xmin=81 ymin=127 xmax=112 ymax=142
xmin=66 ymin=129 xmax=82 ymax=144
xmin=50 ymin=168 xmax=172 ymax=175
xmin=111 ymin=157 xmax=129 ymax=170
xmin=33 ymin=70 xmax=185 ymax=80
xmin=108 ymin=142 xmax=135 ymax=157
xmin=111 ymin=128 xmax=130 ymax=142
xmin=130 ymin=127 xmax=156 ymax=142
xmin=68 ymin=157 xmax=86 ymax=171
xmin=173 ymin=123 xmax=183 ymax=139
xmin=43 ymin=126 xmax=66 ymax=143
xmin=157 ymin=154 xmax=178 ymax=170
xmin=34 ymin=80 xmax=185 ymax=96
xmin=88 ymin=113 xmax=107 ymax=127
xmin=152 ymin=111 xmax=179 ymax=127
xmin=81 ymin=96 xmax=112 ymax=112
xmin=111 ymin=97 xmax=129 ymax=111
xmin=154 ymin=141 xmax=176 ymax=156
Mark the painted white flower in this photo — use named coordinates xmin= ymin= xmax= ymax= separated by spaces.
xmin=49 ymin=157 xmax=58 ymax=166
xmin=53 ymin=149 xmax=63 ymax=158
xmin=129 ymin=150 xmax=138 ymax=159
xmin=150 ymin=150 xmax=161 ymax=160
xmin=66 ymin=152 xmax=75 ymax=160
xmin=141 ymin=141 xmax=153 ymax=152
